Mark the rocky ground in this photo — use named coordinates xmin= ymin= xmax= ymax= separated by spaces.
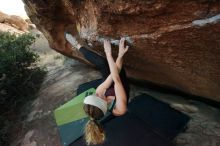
xmin=10 ymin=32 xmax=220 ymax=146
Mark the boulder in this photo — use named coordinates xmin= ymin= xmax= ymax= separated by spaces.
xmin=0 ymin=11 xmax=28 ymax=32
xmin=22 ymin=0 xmax=220 ymax=102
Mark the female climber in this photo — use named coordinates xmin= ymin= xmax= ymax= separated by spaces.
xmin=65 ymin=34 xmax=130 ymax=145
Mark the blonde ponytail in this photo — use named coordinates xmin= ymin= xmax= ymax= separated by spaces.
xmin=84 ymin=119 xmax=105 ymax=145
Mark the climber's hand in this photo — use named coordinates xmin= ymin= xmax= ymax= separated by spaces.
xmin=104 ymin=39 xmax=112 ymax=56
xmin=118 ymin=38 xmax=129 ymax=58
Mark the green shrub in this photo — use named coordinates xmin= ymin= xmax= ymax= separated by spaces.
xmin=0 ymin=32 xmax=47 ymax=145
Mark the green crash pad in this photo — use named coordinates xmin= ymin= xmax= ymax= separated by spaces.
xmin=54 ymin=88 xmax=96 ymax=146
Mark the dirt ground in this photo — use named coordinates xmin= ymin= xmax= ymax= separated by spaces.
xmin=10 ymin=31 xmax=220 ymax=146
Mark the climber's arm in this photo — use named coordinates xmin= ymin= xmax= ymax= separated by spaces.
xmin=104 ymin=39 xmax=128 ymax=116
xmin=95 ymin=57 xmax=123 ymax=97
xmin=96 ymin=38 xmax=128 ymax=99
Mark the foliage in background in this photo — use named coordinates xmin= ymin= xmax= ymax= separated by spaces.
xmin=0 ymin=32 xmax=47 ymax=146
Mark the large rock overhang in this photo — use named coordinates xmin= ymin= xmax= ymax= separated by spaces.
xmin=23 ymin=0 xmax=220 ymax=102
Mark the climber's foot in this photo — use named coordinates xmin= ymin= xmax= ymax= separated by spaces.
xmin=65 ymin=32 xmax=82 ymax=50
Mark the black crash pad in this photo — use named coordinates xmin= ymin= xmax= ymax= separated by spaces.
xmin=72 ymin=112 xmax=174 ymax=146
xmin=77 ymin=78 xmax=103 ymax=95
xmin=128 ymin=94 xmax=190 ymax=140
xmin=70 ymin=80 xmax=190 ymax=146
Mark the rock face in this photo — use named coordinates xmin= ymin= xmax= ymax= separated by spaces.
xmin=22 ymin=0 xmax=220 ymax=102
xmin=0 ymin=11 xmax=28 ymax=32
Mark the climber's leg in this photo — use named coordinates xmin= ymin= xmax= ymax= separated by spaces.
xmin=79 ymin=47 xmax=110 ymax=79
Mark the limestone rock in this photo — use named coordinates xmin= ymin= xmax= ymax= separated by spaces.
xmin=22 ymin=0 xmax=220 ymax=102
